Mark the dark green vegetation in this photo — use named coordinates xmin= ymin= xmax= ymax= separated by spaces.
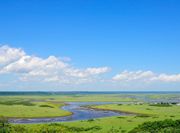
xmin=135 ymin=115 xmax=151 ymax=118
xmin=39 ymin=105 xmax=54 ymax=108
xmin=149 ymin=102 xmax=172 ymax=107
xmin=0 ymin=101 xmax=35 ymax=106
xmin=0 ymin=121 xmax=102 ymax=133
xmin=130 ymin=119 xmax=180 ymax=133
xmin=0 ymin=116 xmax=8 ymax=127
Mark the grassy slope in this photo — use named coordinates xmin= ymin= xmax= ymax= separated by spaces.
xmin=0 ymin=102 xmax=72 ymax=117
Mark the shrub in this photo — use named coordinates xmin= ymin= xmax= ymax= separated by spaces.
xmin=117 ymin=117 xmax=126 ymax=119
xmin=0 ymin=101 xmax=35 ymax=106
xmin=149 ymin=103 xmax=172 ymax=107
xmin=129 ymin=119 xmax=180 ymax=133
xmin=135 ymin=115 xmax=151 ymax=118
xmin=0 ymin=122 xmax=102 ymax=132
xmin=39 ymin=105 xmax=54 ymax=108
xmin=87 ymin=119 xmax=94 ymax=122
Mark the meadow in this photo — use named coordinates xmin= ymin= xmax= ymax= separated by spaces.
xmin=0 ymin=94 xmax=143 ymax=102
xmin=0 ymin=94 xmax=142 ymax=118
xmin=90 ymin=103 xmax=180 ymax=116
xmin=0 ymin=92 xmax=180 ymax=132
xmin=22 ymin=114 xmax=180 ymax=132
xmin=0 ymin=102 xmax=72 ymax=117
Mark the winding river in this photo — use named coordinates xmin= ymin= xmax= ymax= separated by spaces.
xmin=9 ymin=97 xmax=180 ymax=124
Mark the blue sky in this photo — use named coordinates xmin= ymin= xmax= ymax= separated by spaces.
xmin=0 ymin=0 xmax=180 ymax=91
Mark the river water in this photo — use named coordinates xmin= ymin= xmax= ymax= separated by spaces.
xmin=10 ymin=97 xmax=180 ymax=124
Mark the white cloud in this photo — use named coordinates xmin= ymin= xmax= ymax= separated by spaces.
xmin=19 ymin=77 xmax=28 ymax=81
xmin=0 ymin=45 xmax=26 ymax=66
xmin=100 ymin=79 xmax=105 ymax=83
xmin=58 ymin=57 xmax=71 ymax=61
xmin=59 ymin=79 xmax=70 ymax=83
xmin=44 ymin=76 xmax=59 ymax=82
xmin=150 ymin=73 xmax=180 ymax=82
xmin=0 ymin=45 xmax=111 ymax=84
xmin=0 ymin=84 xmax=8 ymax=87
xmin=74 ymin=78 xmax=88 ymax=84
xmin=112 ymin=70 xmax=154 ymax=81
xmin=112 ymin=70 xmax=180 ymax=88
xmin=0 ymin=55 xmax=69 ymax=75
xmin=63 ymin=67 xmax=110 ymax=78
xmin=43 ymin=67 xmax=110 ymax=84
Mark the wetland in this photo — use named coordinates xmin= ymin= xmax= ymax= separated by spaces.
xmin=1 ymin=91 xmax=180 ymax=132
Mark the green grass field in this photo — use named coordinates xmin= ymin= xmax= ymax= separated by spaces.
xmin=1 ymin=93 xmax=180 ymax=132
xmin=0 ymin=94 xmax=142 ymax=118
xmin=20 ymin=102 xmax=180 ymax=132
xmin=23 ymin=115 xmax=180 ymax=133
xmin=0 ymin=94 xmax=144 ymax=102
xmin=125 ymin=93 xmax=180 ymax=100
xmin=0 ymin=102 xmax=72 ymax=117
xmin=90 ymin=103 xmax=180 ymax=116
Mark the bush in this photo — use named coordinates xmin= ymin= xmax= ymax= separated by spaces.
xmin=0 ymin=122 xmax=102 ymax=132
xmin=135 ymin=115 xmax=151 ymax=118
xmin=87 ymin=119 xmax=94 ymax=122
xmin=149 ymin=103 xmax=172 ymax=107
xmin=129 ymin=119 xmax=180 ymax=133
xmin=39 ymin=105 xmax=54 ymax=108
xmin=0 ymin=101 xmax=35 ymax=106
xmin=117 ymin=117 xmax=126 ymax=119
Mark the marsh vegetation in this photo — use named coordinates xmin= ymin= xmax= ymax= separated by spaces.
xmin=0 ymin=92 xmax=180 ymax=132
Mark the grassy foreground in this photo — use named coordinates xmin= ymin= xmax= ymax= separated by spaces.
xmin=20 ymin=102 xmax=180 ymax=133
xmin=22 ymin=115 xmax=180 ymax=133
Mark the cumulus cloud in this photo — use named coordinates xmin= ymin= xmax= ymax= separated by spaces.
xmin=58 ymin=57 xmax=71 ymax=61
xmin=63 ymin=67 xmax=111 ymax=78
xmin=43 ymin=67 xmax=110 ymax=83
xmin=0 ymin=55 xmax=69 ymax=75
xmin=113 ymin=70 xmax=154 ymax=81
xmin=150 ymin=73 xmax=180 ymax=82
xmin=0 ymin=45 xmax=26 ymax=66
xmin=0 ymin=45 xmax=111 ymax=84
xmin=44 ymin=76 xmax=59 ymax=82
xmin=112 ymin=70 xmax=180 ymax=88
